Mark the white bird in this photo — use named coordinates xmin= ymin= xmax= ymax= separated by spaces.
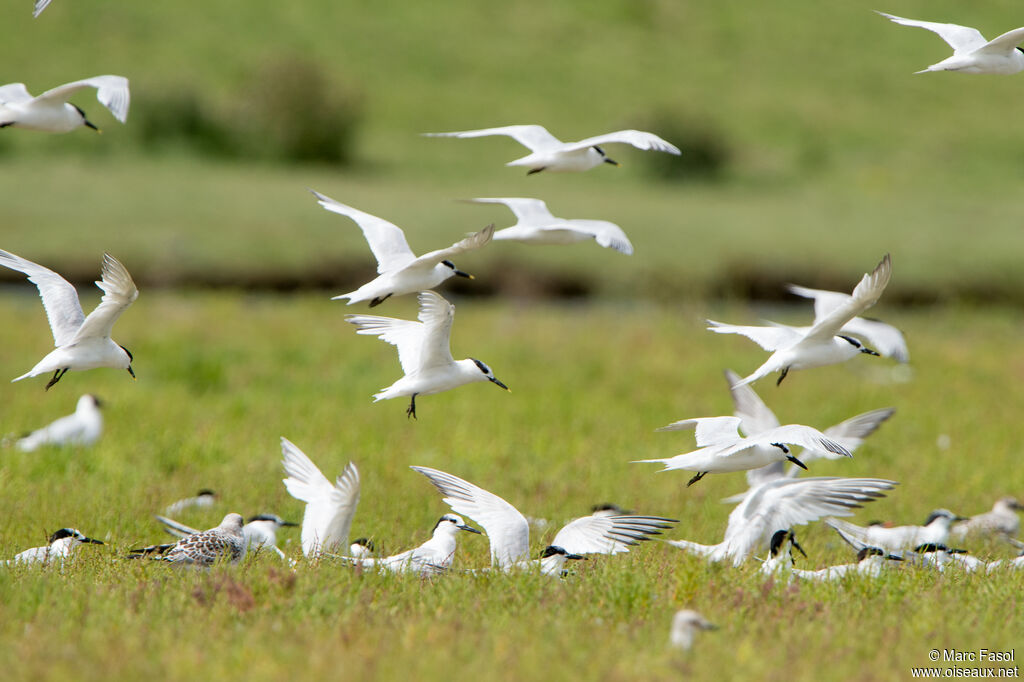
xmin=722 ymin=369 xmax=894 ymax=497
xmin=986 ymin=549 xmax=1024 ymax=573
xmin=0 ymin=250 xmax=138 ymax=389
xmin=665 ymin=476 xmax=897 ymax=567
xmin=792 ymin=547 xmax=904 ymax=582
xmin=412 ymin=466 xmax=676 ymax=575
xmin=346 ymin=290 xmax=509 ymax=418
xmin=424 ymin=124 xmax=680 ymax=174
xmin=311 ymin=190 xmax=493 ymax=306
xmin=33 ymin=0 xmax=53 ymax=17
xmin=825 ymin=509 xmax=967 ymax=552
xmin=4 ymin=528 xmax=103 ymax=566
xmin=877 ymin=12 xmax=1024 ymax=75
xmin=950 ymin=497 xmax=1022 ymax=541
xmin=164 ymin=489 xmax=217 ymax=516
xmin=280 ymin=437 xmax=361 ymax=558
xmin=153 ymin=513 xmax=246 ymax=566
xmin=669 ymin=610 xmax=718 ymax=652
xmin=345 ymin=513 xmax=482 ymax=575
xmin=463 ymin=197 xmax=633 ymax=255
xmin=708 ymin=254 xmax=892 ymax=386
xmin=143 ymin=514 xmax=297 ymax=561
xmin=634 ymin=416 xmax=852 ymax=487
xmin=12 ymin=394 xmax=103 ymax=451
xmin=830 ymin=522 xmax=983 ymax=573
xmin=787 ymin=284 xmax=909 ymax=363
xmin=0 ymin=76 xmax=129 ymax=133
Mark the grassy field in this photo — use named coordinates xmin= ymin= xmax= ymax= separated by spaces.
xmin=1 ymin=0 xmax=1023 ymax=679
xmin=0 ymin=293 xmax=1021 ymax=681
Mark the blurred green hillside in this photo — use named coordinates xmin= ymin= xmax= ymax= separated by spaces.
xmin=2 ymin=0 xmax=1024 ymax=300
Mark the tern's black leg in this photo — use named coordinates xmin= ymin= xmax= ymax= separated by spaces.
xmin=786 ymin=455 xmax=808 ymax=470
xmin=45 ymin=368 xmax=68 ymax=391
xmin=369 ymin=293 xmax=392 ymax=308
xmin=527 ymin=167 xmax=546 ymax=175
xmin=686 ymin=471 xmax=707 ymax=487
xmin=776 ymin=367 xmax=789 ymax=386
xmin=406 ymin=394 xmax=418 ymax=420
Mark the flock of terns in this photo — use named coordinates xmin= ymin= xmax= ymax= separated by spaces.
xmin=5 ymin=4 xmax=1024 ymax=652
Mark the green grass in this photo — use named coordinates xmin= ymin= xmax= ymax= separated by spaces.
xmin=0 ymin=293 xmax=1021 ymax=681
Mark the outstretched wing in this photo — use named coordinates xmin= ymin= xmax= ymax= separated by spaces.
xmin=0 ymin=248 xmax=84 ymax=347
xmin=0 ymin=83 xmax=34 ymax=104
xmin=312 ymin=191 xmax=416 ymax=274
xmin=411 ymin=465 xmax=530 ymax=568
xmin=876 ymin=12 xmax=988 ymax=54
xmin=721 ymin=477 xmax=897 ymax=562
xmin=563 ymin=219 xmax=633 ymax=255
xmin=656 ymin=416 xmax=743 ymax=448
xmin=803 ymin=254 xmax=891 ymax=344
xmin=725 ymin=369 xmax=780 ymax=435
xmin=561 ymin=129 xmax=681 ymax=155
xmin=345 ymin=313 xmax=425 ymax=374
xmin=37 ymin=76 xmax=130 ymax=123
xmin=978 ymin=27 xmax=1024 ymax=56
xmin=33 ymin=0 xmax=54 ymax=17
xmin=409 ymin=224 xmax=494 ymax=271
xmin=423 ymin=125 xmax=564 ymax=152
xmin=72 ymin=253 xmax=138 ymax=343
xmin=551 ymin=515 xmax=676 ymax=556
xmin=280 ymin=437 xmax=360 ymax=557
xmin=465 ymin=197 xmax=557 ymax=225
xmin=707 ymin=320 xmax=801 ymax=351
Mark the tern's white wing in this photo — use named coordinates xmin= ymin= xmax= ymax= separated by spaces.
xmin=280 ymin=437 xmax=360 ymax=557
xmin=311 ymin=191 xmax=416 ymax=274
xmin=466 ymin=198 xmax=557 ymax=224
xmin=37 ymin=76 xmax=130 ymax=123
xmin=978 ymin=27 xmax=1024 ymax=55
xmin=561 ymin=129 xmax=681 ymax=155
xmin=33 ymin=0 xmax=53 ymax=17
xmin=656 ymin=416 xmax=742 ymax=448
xmin=707 ymin=320 xmax=802 ymax=351
xmin=803 ymin=254 xmax=891 ymax=345
xmin=0 ymin=83 xmax=33 ymax=104
xmin=154 ymin=515 xmax=200 ymax=539
xmin=345 ymin=312 xmax=425 ymax=375
xmin=786 ymin=284 xmax=850 ymax=322
xmin=550 ymin=515 xmax=676 ymax=556
xmin=562 ymin=219 xmax=633 ymax=255
xmin=71 ymin=253 xmax=138 ymax=344
xmin=808 ymin=408 xmax=896 ymax=462
xmin=721 ymin=477 xmax=897 ymax=561
xmin=725 ymin=369 xmax=780 ymax=435
xmin=411 ymin=291 xmax=456 ymax=370
xmin=876 ymin=12 xmax=988 ymax=53
xmin=411 ymin=466 xmax=529 ymax=568
xmin=0 ymin=248 xmax=84 ymax=347
xmin=423 ymin=125 xmax=564 ymax=151
xmin=731 ymin=424 xmax=851 ymax=459
xmin=409 ymin=224 xmax=494 ymax=271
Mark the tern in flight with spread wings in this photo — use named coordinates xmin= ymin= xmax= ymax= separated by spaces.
xmin=346 ymin=290 xmax=508 ymax=418
xmin=877 ymin=12 xmax=1024 ymax=75
xmin=0 ymin=250 xmax=138 ymax=389
xmin=708 ymin=254 xmax=892 ymax=387
xmin=463 ymin=197 xmax=633 ymax=255
xmin=425 ymin=124 xmax=680 ymax=174
xmin=311 ymin=190 xmax=492 ymax=307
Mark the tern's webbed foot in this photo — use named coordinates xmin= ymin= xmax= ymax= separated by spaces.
xmin=44 ymin=368 xmax=68 ymax=390
xmin=686 ymin=471 xmax=707 ymax=487
xmin=786 ymin=455 xmax=808 ymax=471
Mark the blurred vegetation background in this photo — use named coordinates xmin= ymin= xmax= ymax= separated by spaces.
xmin=1 ymin=0 xmax=1023 ymax=303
